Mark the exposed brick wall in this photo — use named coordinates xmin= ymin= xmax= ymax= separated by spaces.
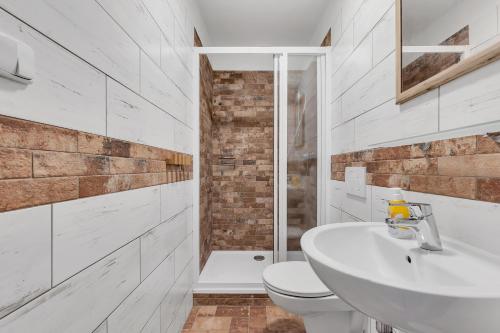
xmin=402 ymin=26 xmax=469 ymax=91
xmin=211 ymin=71 xmax=274 ymax=251
xmin=331 ymin=134 xmax=500 ymax=203
xmin=321 ymin=29 xmax=332 ymax=47
xmin=196 ymin=29 xmax=214 ymax=271
xmin=0 ymin=115 xmax=192 ymax=212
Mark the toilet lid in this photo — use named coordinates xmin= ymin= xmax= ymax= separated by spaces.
xmin=263 ymin=261 xmax=334 ymax=298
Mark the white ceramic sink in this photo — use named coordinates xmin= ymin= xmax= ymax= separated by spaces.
xmin=301 ymin=223 xmax=500 ymax=333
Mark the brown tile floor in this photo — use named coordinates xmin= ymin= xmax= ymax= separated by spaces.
xmin=183 ymin=305 xmax=306 ymax=333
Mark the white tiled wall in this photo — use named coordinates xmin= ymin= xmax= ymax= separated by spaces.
xmin=315 ymin=0 xmax=500 ymax=155
xmin=316 ymin=0 xmax=500 ymax=256
xmin=0 ymin=0 xmax=204 ymax=331
xmin=314 ymin=1 xmax=500 ymax=330
xmin=328 ymin=179 xmax=500 ymax=257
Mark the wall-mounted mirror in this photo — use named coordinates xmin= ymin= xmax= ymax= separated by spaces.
xmin=396 ymin=0 xmax=500 ymax=104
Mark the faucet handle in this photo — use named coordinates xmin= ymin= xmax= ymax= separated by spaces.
xmin=386 ymin=201 xmax=433 ymax=219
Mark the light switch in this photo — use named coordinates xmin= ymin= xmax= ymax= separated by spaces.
xmin=345 ymin=167 xmax=367 ymax=198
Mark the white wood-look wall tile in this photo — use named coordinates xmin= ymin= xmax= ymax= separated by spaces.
xmin=341 ymin=0 xmax=363 ymax=32
xmin=174 ymin=123 xmax=193 ymax=154
xmin=353 ymin=0 xmax=394 ymax=47
xmin=161 ymin=34 xmax=193 ymax=106
xmin=141 ymin=307 xmax=161 ymax=333
xmin=0 ymin=10 xmax=106 ymax=135
xmin=440 ymin=60 xmax=500 ymax=131
xmin=173 ymin=21 xmax=193 ymax=75
xmin=161 ymin=182 xmax=190 ymax=222
xmin=331 ymin=97 xmax=343 ymax=129
xmin=331 ymin=22 xmax=354 ymax=76
xmin=342 ymin=187 xmax=373 ymax=222
xmin=333 ymin=34 xmax=373 ymax=100
xmin=327 ymin=205 xmax=343 ymax=224
xmin=0 ymin=206 xmax=51 ymax=318
xmin=174 ymin=233 xmax=193 ymax=279
xmin=342 ymin=53 xmax=395 ymax=122
xmin=372 ymin=6 xmax=396 ymax=66
xmin=0 ymin=0 xmax=141 ymax=91
xmin=355 ymin=91 xmax=439 ymax=150
xmin=371 ymin=186 xmax=395 ymax=222
xmin=107 ymin=78 xmax=175 ymax=150
xmin=329 ymin=180 xmax=345 ymax=209
xmin=167 ymin=0 xmax=187 ymax=36
xmin=404 ymin=191 xmax=500 ymax=257
xmin=332 ymin=120 xmax=355 ymax=154
xmin=108 ymin=254 xmax=174 ymax=333
xmin=140 ymin=52 xmax=185 ymax=122
xmin=140 ymin=211 xmax=189 ymax=279
xmin=0 ymin=241 xmax=140 ymax=333
xmin=96 ymin=0 xmax=162 ymax=66
xmin=165 ymin=312 xmax=183 ymax=333
xmin=93 ymin=320 xmax=108 ymax=333
xmin=160 ymin=261 xmax=192 ymax=333
xmin=341 ymin=211 xmax=364 ymax=222
xmin=143 ymin=0 xmax=175 ymax=43
xmin=182 ymin=290 xmax=193 ymax=320
xmin=52 ymin=186 xmax=161 ymax=284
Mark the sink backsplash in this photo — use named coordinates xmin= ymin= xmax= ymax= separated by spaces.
xmin=329 ymin=134 xmax=500 ymax=257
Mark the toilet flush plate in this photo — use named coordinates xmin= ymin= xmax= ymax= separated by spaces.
xmin=345 ymin=167 xmax=366 ymax=198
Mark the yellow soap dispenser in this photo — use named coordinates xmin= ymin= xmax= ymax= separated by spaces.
xmin=387 ymin=188 xmax=414 ymax=239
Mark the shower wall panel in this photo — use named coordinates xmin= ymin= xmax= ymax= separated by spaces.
xmin=210 ymin=71 xmax=274 ymax=251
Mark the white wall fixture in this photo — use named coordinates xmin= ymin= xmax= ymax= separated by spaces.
xmin=0 ymin=32 xmax=35 ymax=84
xmin=345 ymin=167 xmax=367 ymax=198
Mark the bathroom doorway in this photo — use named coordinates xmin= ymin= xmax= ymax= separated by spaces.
xmin=193 ymin=47 xmax=329 ymax=293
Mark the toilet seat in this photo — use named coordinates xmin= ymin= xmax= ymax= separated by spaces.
xmin=263 ymin=261 xmax=334 ymax=298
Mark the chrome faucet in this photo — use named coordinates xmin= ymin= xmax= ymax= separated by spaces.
xmin=385 ymin=202 xmax=443 ymax=251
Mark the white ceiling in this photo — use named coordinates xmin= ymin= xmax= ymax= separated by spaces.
xmin=194 ymin=0 xmax=331 ymax=46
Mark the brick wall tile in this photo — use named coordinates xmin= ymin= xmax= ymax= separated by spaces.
xmin=402 ymin=158 xmax=438 ymax=175
xmin=33 ymin=151 xmax=110 ymax=178
xmin=79 ymin=173 xmax=166 ymax=198
xmin=438 ymin=154 xmax=500 ymax=178
xmin=78 ymin=132 xmax=131 ymax=157
xmin=211 ymin=71 xmax=274 ymax=251
xmin=332 ymin=134 xmax=500 ymax=203
xmin=332 ymin=154 xmax=347 ymax=164
xmin=373 ymin=146 xmax=411 ymax=160
xmin=367 ymin=160 xmax=403 ymax=174
xmin=332 ymin=163 xmax=347 ymax=172
xmin=332 ymin=172 xmax=345 ymax=181
xmin=0 ymin=115 xmax=77 ymax=152
xmin=477 ymin=178 xmax=500 ymax=202
xmin=477 ymin=135 xmax=500 ymax=154
xmin=0 ymin=177 xmax=78 ymax=212
xmin=0 ymin=115 xmax=192 ymax=212
xmin=0 ymin=148 xmax=32 ymax=179
xmin=411 ymin=136 xmax=477 ymax=158
xmin=409 ymin=175 xmax=477 ymax=200
xmin=129 ymin=143 xmax=172 ymax=160
xmin=371 ymin=174 xmax=410 ymax=190
xmin=110 ymin=157 xmax=166 ymax=174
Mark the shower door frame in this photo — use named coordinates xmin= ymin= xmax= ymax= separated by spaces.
xmin=192 ymin=47 xmax=330 ymax=282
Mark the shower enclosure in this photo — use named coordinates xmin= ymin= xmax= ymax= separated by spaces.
xmin=193 ymin=47 xmax=329 ymax=293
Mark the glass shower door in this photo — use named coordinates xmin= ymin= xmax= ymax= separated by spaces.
xmin=277 ymin=53 xmax=324 ymax=262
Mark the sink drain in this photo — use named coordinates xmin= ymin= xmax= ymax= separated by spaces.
xmin=253 ymin=255 xmax=265 ymax=261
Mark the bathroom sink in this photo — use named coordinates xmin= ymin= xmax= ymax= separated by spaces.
xmin=301 ymin=223 xmax=500 ymax=333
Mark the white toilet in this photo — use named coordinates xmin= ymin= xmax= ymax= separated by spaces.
xmin=263 ymin=261 xmax=365 ymax=333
